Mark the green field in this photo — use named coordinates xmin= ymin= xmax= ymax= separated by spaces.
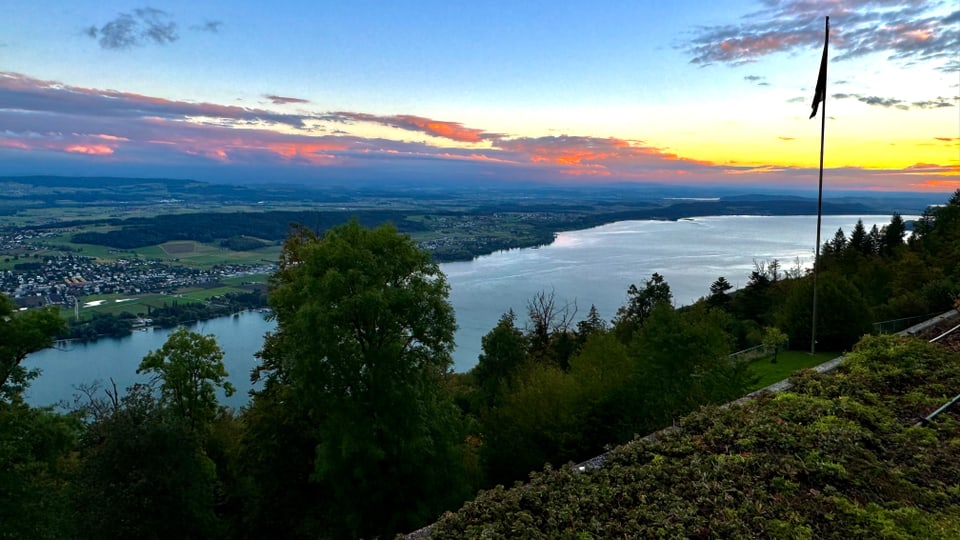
xmin=746 ymin=350 xmax=840 ymax=390
xmin=64 ymin=280 xmax=263 ymax=320
xmin=61 ymin=293 xmax=173 ymax=319
xmin=20 ymin=232 xmax=283 ymax=269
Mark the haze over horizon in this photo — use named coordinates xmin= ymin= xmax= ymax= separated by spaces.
xmin=2 ymin=1 xmax=957 ymax=192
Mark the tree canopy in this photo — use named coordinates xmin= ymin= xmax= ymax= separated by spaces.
xmin=255 ymin=220 xmax=467 ymax=538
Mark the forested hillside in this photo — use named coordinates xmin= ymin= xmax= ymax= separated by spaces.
xmin=1 ymin=190 xmax=957 ymax=539
xmin=429 ymin=334 xmax=960 ymax=538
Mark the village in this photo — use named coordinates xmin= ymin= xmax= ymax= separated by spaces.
xmin=2 ymin=251 xmax=275 ymax=310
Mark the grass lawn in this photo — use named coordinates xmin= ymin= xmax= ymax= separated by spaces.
xmin=172 ymin=286 xmax=246 ymax=301
xmin=64 ymin=293 xmax=173 ymax=319
xmin=221 ymin=274 xmax=269 ymax=286
xmin=747 ymin=350 xmax=841 ymax=391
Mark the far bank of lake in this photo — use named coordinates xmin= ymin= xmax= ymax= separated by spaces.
xmin=24 ymin=214 xmax=904 ymax=408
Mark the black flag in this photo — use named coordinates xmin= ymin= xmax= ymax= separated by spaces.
xmin=810 ymin=17 xmax=829 ymax=119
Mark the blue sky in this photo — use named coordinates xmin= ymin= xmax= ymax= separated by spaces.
xmin=1 ymin=0 xmax=957 ymax=191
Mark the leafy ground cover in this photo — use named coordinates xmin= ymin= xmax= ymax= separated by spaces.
xmin=430 ymin=334 xmax=960 ymax=539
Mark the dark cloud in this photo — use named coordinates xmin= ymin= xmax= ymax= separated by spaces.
xmin=0 ymin=72 xmax=311 ymax=129
xmin=192 ymin=20 xmax=222 ymax=33
xmin=830 ymin=92 xmax=954 ymax=110
xmin=87 ymin=7 xmax=178 ymax=50
xmin=786 ymin=96 xmax=805 ymax=103
xmin=684 ymin=1 xmax=959 ymax=72
xmin=264 ymin=94 xmax=310 ymax=105
xmin=778 ymin=136 xmax=795 ymax=141
xmin=934 ymin=137 xmax=958 ymax=141
xmin=744 ymin=75 xmax=771 ymax=86
xmin=858 ymin=95 xmax=906 ymax=109
xmin=912 ymin=97 xmax=956 ymax=109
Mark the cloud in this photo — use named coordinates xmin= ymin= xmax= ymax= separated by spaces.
xmin=0 ymin=72 xmax=313 ymax=129
xmin=494 ymin=135 xmax=716 ymax=178
xmin=744 ymin=75 xmax=771 ymax=86
xmin=327 ymin=112 xmax=502 ymax=143
xmin=65 ymin=144 xmax=114 ymax=155
xmin=778 ymin=136 xmax=795 ymax=141
xmin=0 ymin=71 xmax=955 ymax=191
xmin=684 ymin=1 xmax=959 ymax=72
xmin=830 ymin=92 xmax=955 ymax=110
xmin=87 ymin=7 xmax=178 ymax=50
xmin=858 ymin=95 xmax=907 ymax=109
xmin=934 ymin=137 xmax=958 ymax=141
xmin=912 ymin=97 xmax=956 ymax=109
xmin=192 ymin=20 xmax=222 ymax=33
xmin=264 ymin=94 xmax=310 ymax=105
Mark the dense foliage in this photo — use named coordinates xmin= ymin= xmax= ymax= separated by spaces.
xmin=431 ymin=334 xmax=960 ymax=538
xmin=248 ymin=220 xmax=470 ymax=538
xmin=0 ymin=294 xmax=65 ymax=400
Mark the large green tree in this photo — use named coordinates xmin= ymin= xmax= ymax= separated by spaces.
xmin=472 ymin=309 xmax=529 ymax=407
xmin=73 ymin=384 xmax=221 ymax=540
xmin=627 ymin=304 xmax=747 ymax=431
xmin=775 ymin=272 xmax=872 ymax=351
xmin=0 ymin=295 xmax=65 ymax=400
xmin=138 ymin=327 xmax=234 ymax=432
xmin=612 ymin=272 xmax=672 ymax=341
xmin=256 ymin=220 xmax=467 ymax=538
xmin=0 ymin=399 xmax=80 ymax=539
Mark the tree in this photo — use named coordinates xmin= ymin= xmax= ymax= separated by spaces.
xmin=708 ymin=276 xmax=734 ymax=309
xmin=479 ymin=362 xmax=582 ymax=486
xmin=613 ymin=273 xmax=672 ymax=341
xmin=775 ymin=273 xmax=872 ymax=351
xmin=137 ymin=327 xmax=234 ymax=432
xmin=880 ymin=213 xmax=906 ymax=256
xmin=0 ymin=399 xmax=80 ymax=539
xmin=824 ymin=227 xmax=847 ymax=255
xmin=257 ymin=220 xmax=467 ymax=538
xmin=74 ymin=384 xmax=221 ymax=540
xmin=867 ymin=224 xmax=881 ymax=255
xmin=472 ymin=309 xmax=529 ymax=407
xmin=761 ymin=326 xmax=789 ymax=364
xmin=0 ymin=295 xmax=66 ymax=400
xmin=849 ymin=219 xmax=870 ymax=255
xmin=525 ymin=289 xmax=577 ymax=367
xmin=627 ymin=305 xmax=747 ymax=432
xmin=731 ymin=269 xmax=773 ymax=324
xmin=576 ymin=304 xmax=608 ymax=348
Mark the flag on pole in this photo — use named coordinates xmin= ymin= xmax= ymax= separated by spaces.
xmin=809 ymin=16 xmax=829 ymax=355
xmin=810 ymin=19 xmax=829 ymax=119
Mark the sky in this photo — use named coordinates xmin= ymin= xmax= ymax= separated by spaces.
xmin=1 ymin=0 xmax=958 ymax=192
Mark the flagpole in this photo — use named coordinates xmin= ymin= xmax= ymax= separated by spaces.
xmin=811 ymin=16 xmax=829 ymax=355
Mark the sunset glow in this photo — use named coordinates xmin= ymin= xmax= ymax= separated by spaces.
xmin=0 ymin=1 xmax=956 ymax=191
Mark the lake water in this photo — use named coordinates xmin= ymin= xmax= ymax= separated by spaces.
xmin=24 ymin=214 xmax=899 ymax=408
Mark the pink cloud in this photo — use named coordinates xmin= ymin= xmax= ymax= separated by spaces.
xmin=329 ymin=112 xmax=499 ymax=143
xmin=65 ymin=144 xmax=114 ymax=155
xmin=1 ymin=71 xmax=956 ymax=192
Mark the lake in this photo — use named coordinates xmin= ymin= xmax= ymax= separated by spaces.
xmin=24 ymin=214 xmax=899 ymax=408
